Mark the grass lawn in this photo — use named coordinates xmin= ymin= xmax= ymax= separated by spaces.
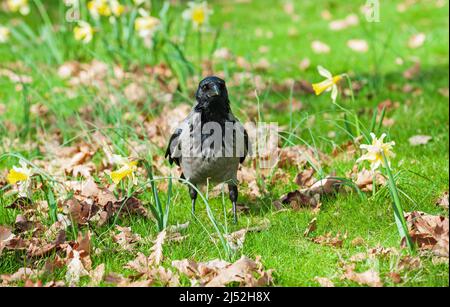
xmin=0 ymin=0 xmax=448 ymax=287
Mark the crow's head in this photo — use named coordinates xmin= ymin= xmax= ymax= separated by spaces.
xmin=195 ymin=76 xmax=230 ymax=115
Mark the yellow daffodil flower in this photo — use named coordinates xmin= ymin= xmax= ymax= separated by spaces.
xmin=109 ymin=0 xmax=125 ymax=16
xmin=312 ymin=65 xmax=344 ymax=103
xmin=74 ymin=21 xmax=94 ymax=44
xmin=7 ymin=0 xmax=30 ymax=15
xmin=0 ymin=26 xmax=10 ymax=43
xmin=7 ymin=169 xmax=28 ymax=184
xmin=182 ymin=1 xmax=213 ymax=29
xmin=357 ymin=133 xmax=395 ymax=170
xmin=110 ymin=155 xmax=138 ymax=184
xmin=6 ymin=160 xmax=33 ymax=197
xmin=88 ymin=0 xmax=112 ymax=18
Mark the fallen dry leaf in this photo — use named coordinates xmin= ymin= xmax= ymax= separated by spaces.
xmin=124 ymin=82 xmax=147 ymax=104
xmin=378 ymin=99 xmax=400 ymax=111
xmin=311 ymin=40 xmax=330 ymax=54
xmin=403 ymin=62 xmax=421 ymax=80
xmin=279 ymin=190 xmax=321 ymax=211
xmin=321 ymin=10 xmax=332 ymax=20
xmin=124 ymin=251 xmax=180 ymax=286
xmin=280 ymin=177 xmax=343 ymax=211
xmin=88 ymin=263 xmax=105 ymax=286
xmin=299 ymin=58 xmax=311 ymax=71
xmin=26 ymin=229 xmax=66 ymax=258
xmin=404 ymin=211 xmax=449 ymax=257
xmin=66 ymin=250 xmax=89 ymax=286
xmin=408 ymin=33 xmax=426 ymax=49
xmin=408 ymin=135 xmax=432 ymax=146
xmin=149 ymin=230 xmax=166 ymax=267
xmin=146 ymin=104 xmax=191 ymax=148
xmin=0 ymin=103 xmax=6 ymax=115
xmin=341 ymin=264 xmax=383 ymax=287
xmin=172 ymin=256 xmax=273 ymax=287
xmin=347 ymin=39 xmax=369 ymax=53
xmin=237 ymin=164 xmax=266 ymax=200
xmin=303 ymin=217 xmax=317 ymax=237
xmin=332 ymin=137 xmax=363 ymax=160
xmin=351 ymin=167 xmax=386 ymax=192
xmin=311 ymin=232 xmax=347 ymax=248
xmin=254 ymin=58 xmax=271 ymax=71
xmin=104 ymin=272 xmax=152 ymax=287
xmin=24 ymin=279 xmax=43 ymax=287
xmin=351 ymin=237 xmax=365 ymax=247
xmin=223 ymin=229 xmax=247 ymax=251
xmin=314 ymin=276 xmax=335 ymax=287
xmin=311 ymin=232 xmax=347 ymax=247
xmin=0 ymin=68 xmax=33 ymax=84
xmin=165 ymin=222 xmax=189 ymax=243
xmin=438 ymin=87 xmax=449 ymax=98
xmin=215 ymin=219 xmax=270 ymax=251
xmin=349 ymin=252 xmax=367 ymax=263
xmin=368 ymin=246 xmax=398 ymax=259
xmin=328 ymin=14 xmax=359 ymax=31
xmin=1 ymin=268 xmax=42 ymax=286
xmin=125 ymin=252 xmax=154 ymax=277
xmin=113 ymin=226 xmax=141 ymax=251
xmin=66 ymin=198 xmax=99 ymax=225
xmin=303 ymin=177 xmax=343 ymax=195
xmin=388 ymin=272 xmax=402 ymax=284
xmin=276 ymin=176 xmax=343 ymax=212
xmin=398 ymin=255 xmax=422 ymax=271
xmin=295 ymin=168 xmax=315 ymax=188
xmin=0 ymin=226 xmax=14 ymax=256
xmin=167 ymin=222 xmax=190 ymax=233
xmin=436 ymin=192 xmax=449 ymax=210
xmin=213 ymin=47 xmax=233 ymax=61
xmin=206 ymin=256 xmax=264 ymax=287
xmin=125 ymin=230 xmax=167 ymax=276
xmin=152 ymin=266 xmax=180 ymax=287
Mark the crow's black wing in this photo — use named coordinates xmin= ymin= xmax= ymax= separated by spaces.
xmin=227 ymin=112 xmax=251 ymax=164
xmin=165 ymin=128 xmax=182 ymax=166
xmin=240 ymin=127 xmax=250 ymax=164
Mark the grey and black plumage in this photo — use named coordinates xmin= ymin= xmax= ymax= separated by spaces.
xmin=165 ymin=76 xmax=249 ymax=223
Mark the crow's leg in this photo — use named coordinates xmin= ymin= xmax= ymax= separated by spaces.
xmin=189 ymin=185 xmax=198 ymax=215
xmin=228 ymin=184 xmax=238 ymax=224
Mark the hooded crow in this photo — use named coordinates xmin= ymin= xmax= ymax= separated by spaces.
xmin=165 ymin=76 xmax=250 ymax=223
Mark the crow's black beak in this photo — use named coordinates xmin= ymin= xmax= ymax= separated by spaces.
xmin=208 ymin=84 xmax=220 ymax=97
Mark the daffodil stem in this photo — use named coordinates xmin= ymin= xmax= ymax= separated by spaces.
xmin=198 ymin=30 xmax=203 ymax=76
xmin=382 ymin=153 xmax=414 ymax=252
xmin=115 ymin=18 xmax=123 ymax=51
xmin=343 ymin=74 xmax=356 ymax=103
xmin=39 ymin=175 xmax=57 ymax=223
xmin=140 ymin=162 xmax=231 ymax=258
xmin=32 ymin=0 xmax=53 ymax=31
xmin=372 ymin=173 xmax=376 ymax=197
xmin=343 ymin=74 xmax=360 ymax=137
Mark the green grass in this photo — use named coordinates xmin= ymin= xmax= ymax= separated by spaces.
xmin=0 ymin=0 xmax=449 ymax=286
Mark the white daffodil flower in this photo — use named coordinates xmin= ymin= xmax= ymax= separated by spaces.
xmin=7 ymin=160 xmax=34 ymax=197
xmin=7 ymin=0 xmax=30 ymax=16
xmin=74 ymin=21 xmax=94 ymax=44
xmin=357 ymin=133 xmax=395 ymax=170
xmin=0 ymin=26 xmax=10 ymax=43
xmin=182 ymin=1 xmax=213 ymax=29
